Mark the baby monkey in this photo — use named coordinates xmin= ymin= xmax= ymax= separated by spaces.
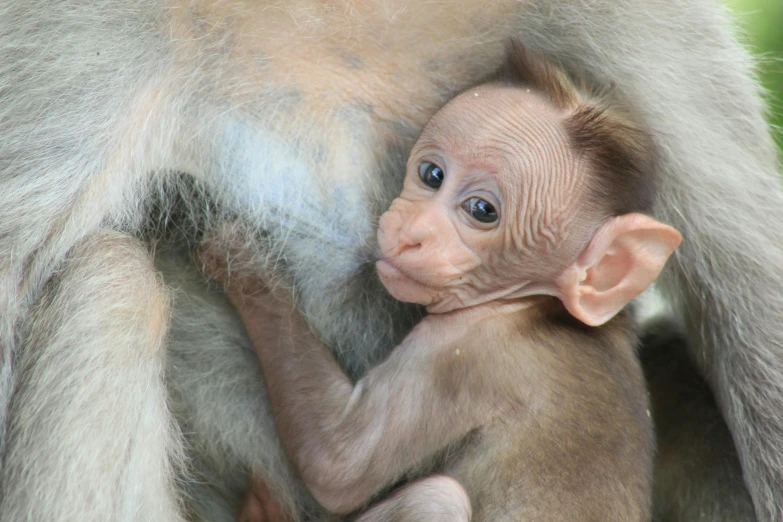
xmin=209 ymin=45 xmax=681 ymax=522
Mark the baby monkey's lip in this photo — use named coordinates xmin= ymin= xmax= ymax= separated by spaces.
xmin=376 ymin=259 xmax=406 ymax=280
xmin=376 ymin=259 xmax=430 ymax=287
xmin=376 ymin=259 xmax=439 ymax=307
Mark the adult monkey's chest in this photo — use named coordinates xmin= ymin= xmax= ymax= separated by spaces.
xmin=172 ymin=0 xmax=521 ymax=118
xmin=170 ymin=1 xmax=521 ymax=238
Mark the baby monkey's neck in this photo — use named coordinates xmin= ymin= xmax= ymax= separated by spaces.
xmin=424 ymin=295 xmax=550 ymax=323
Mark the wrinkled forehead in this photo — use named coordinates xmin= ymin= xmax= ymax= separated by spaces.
xmin=418 ymin=84 xmax=580 ymax=193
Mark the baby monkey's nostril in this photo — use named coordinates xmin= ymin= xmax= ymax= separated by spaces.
xmin=398 ymin=241 xmax=423 ymax=254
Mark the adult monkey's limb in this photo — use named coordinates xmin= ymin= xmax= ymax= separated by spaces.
xmin=160 ymin=247 xmax=325 ymax=522
xmin=641 ymin=319 xmax=757 ymax=521
xmin=0 ymin=232 xmax=185 ymax=522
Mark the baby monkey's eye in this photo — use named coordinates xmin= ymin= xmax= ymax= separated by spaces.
xmin=418 ymin=162 xmax=444 ymax=189
xmin=462 ymin=197 xmax=498 ymax=224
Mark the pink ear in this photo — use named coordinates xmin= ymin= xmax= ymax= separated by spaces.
xmin=557 ymin=214 xmax=682 ymax=326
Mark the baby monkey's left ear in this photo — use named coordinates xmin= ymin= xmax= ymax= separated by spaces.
xmin=556 ymin=214 xmax=682 ymax=326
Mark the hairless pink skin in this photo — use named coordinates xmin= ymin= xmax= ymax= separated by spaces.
xmin=377 ymin=85 xmax=585 ymax=314
xmin=377 ymin=84 xmax=680 ymax=322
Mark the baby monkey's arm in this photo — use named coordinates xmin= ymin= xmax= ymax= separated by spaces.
xmin=210 ymin=268 xmax=493 ymax=515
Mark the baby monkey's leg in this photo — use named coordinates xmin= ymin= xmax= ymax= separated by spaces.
xmin=354 ymin=476 xmax=472 ymax=522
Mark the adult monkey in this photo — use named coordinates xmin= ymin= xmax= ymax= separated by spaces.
xmin=0 ymin=0 xmax=780 ymax=521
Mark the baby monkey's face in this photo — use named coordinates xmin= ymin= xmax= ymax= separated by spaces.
xmin=377 ymin=85 xmax=589 ymax=313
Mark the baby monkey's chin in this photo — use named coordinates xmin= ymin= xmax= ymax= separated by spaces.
xmin=376 ymin=260 xmax=440 ymax=307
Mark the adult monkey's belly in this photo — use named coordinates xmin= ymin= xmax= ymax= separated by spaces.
xmin=170 ymin=0 xmax=522 ymax=225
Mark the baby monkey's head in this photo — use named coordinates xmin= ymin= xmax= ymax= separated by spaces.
xmin=377 ymin=42 xmax=681 ymax=325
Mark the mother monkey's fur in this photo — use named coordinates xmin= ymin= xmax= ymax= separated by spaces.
xmin=0 ymin=1 xmax=779 ymax=521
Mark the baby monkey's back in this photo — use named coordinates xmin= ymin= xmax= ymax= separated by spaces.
xmin=440 ymin=300 xmax=653 ymax=522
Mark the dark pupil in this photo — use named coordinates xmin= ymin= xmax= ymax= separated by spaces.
xmin=418 ymin=162 xmax=444 ymax=189
xmin=464 ymin=197 xmax=498 ymax=223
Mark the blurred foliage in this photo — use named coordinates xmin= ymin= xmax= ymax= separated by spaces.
xmin=727 ymin=0 xmax=783 ymax=149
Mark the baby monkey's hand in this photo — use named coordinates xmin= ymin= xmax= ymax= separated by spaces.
xmin=198 ymin=223 xmax=274 ymax=302
xmin=197 ymin=223 xmax=296 ymax=333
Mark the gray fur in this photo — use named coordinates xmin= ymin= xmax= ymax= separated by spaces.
xmin=0 ymin=1 xmax=781 ymax=521
xmin=0 ymin=231 xmax=184 ymax=521
xmin=641 ymin=317 xmax=757 ymax=522
xmin=159 ymin=249 xmax=326 ymax=521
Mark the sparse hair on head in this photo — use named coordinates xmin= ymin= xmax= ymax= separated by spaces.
xmin=499 ymin=40 xmax=658 ymax=218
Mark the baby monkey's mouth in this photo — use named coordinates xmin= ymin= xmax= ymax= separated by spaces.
xmin=375 ymin=258 xmax=410 ymax=281
xmin=376 ymin=258 xmax=433 ymax=288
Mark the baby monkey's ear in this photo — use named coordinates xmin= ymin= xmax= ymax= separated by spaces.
xmin=556 ymin=214 xmax=682 ymax=326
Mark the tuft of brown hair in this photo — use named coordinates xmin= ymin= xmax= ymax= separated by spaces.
xmin=500 ymin=40 xmax=657 ymax=217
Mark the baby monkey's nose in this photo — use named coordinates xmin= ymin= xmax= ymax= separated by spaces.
xmin=397 ymin=212 xmax=438 ymax=254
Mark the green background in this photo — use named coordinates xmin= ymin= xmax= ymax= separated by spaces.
xmin=728 ymin=0 xmax=783 ymax=150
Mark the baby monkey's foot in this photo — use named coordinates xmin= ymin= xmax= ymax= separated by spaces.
xmin=237 ymin=475 xmax=290 ymax=522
